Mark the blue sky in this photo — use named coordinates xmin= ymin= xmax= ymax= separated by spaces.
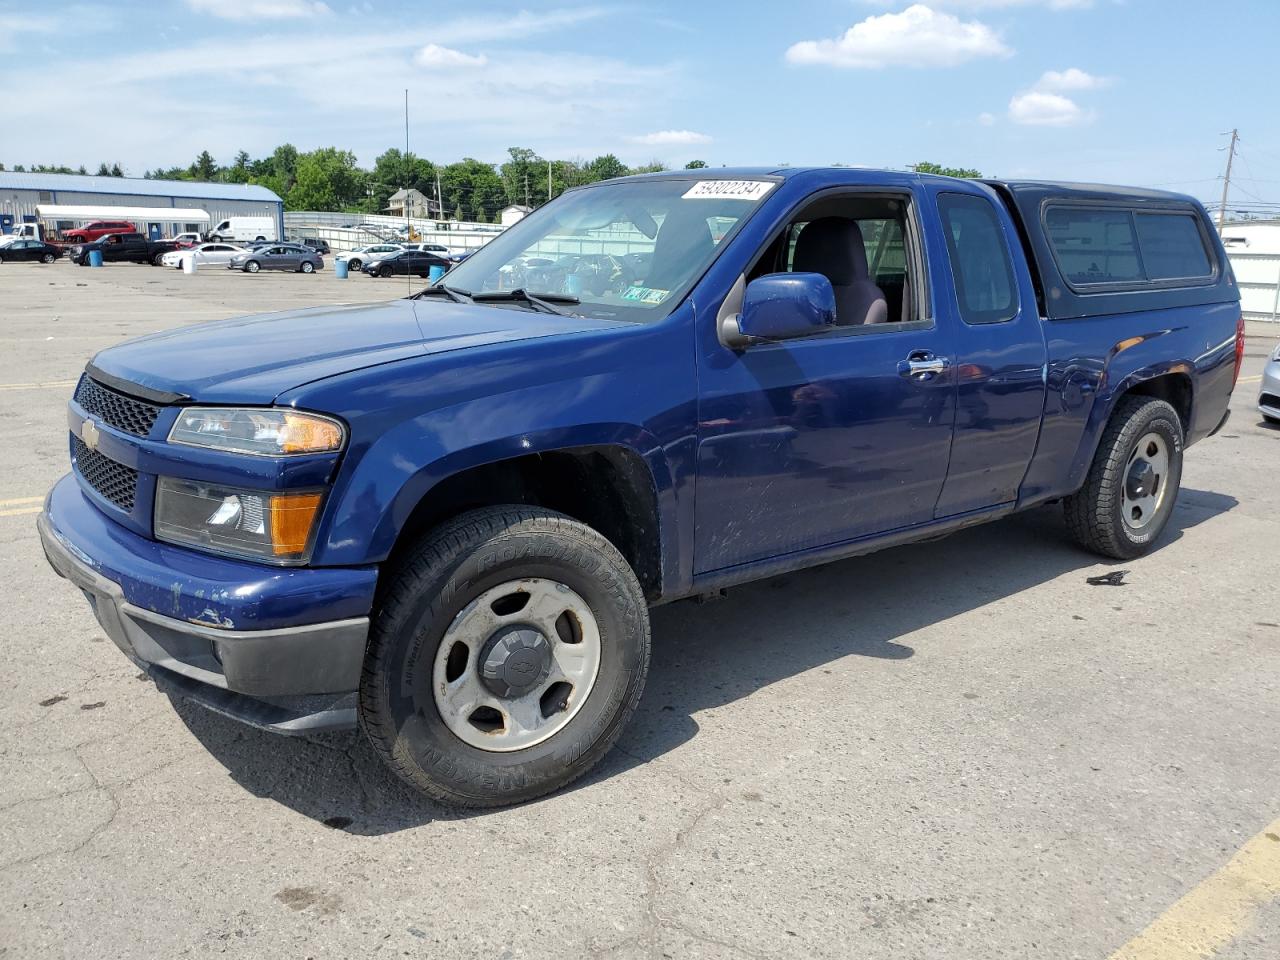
xmin=4 ymin=0 xmax=1279 ymax=212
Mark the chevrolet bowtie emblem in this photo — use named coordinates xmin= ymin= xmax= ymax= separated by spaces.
xmin=80 ymin=419 xmax=101 ymax=451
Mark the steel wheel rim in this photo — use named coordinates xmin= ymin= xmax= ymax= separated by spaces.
xmin=1122 ymin=431 xmax=1170 ymax=531
xmin=432 ymin=577 xmax=602 ymax=753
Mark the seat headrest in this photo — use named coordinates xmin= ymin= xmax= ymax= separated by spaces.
xmin=791 ymin=217 xmax=871 ymax=285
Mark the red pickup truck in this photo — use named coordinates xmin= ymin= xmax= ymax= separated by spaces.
xmin=62 ymin=220 xmax=138 ymax=244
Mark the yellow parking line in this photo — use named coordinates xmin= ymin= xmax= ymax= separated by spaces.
xmin=0 ymin=379 xmax=78 ymax=392
xmin=0 ymin=496 xmax=43 ymax=507
xmin=0 ymin=506 xmax=42 ymax=518
xmin=1107 ymin=817 xmax=1280 ymax=960
xmin=1236 ymin=375 xmax=1261 ymax=385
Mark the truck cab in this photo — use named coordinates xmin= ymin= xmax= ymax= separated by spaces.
xmin=39 ymin=168 xmax=1241 ymax=808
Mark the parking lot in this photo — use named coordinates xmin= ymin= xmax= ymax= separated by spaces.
xmin=1 ymin=259 xmax=1278 ymax=959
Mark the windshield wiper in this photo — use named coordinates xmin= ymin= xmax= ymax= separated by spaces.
xmin=471 ymin=288 xmax=579 ymax=316
xmin=412 ymin=284 xmax=473 ymax=304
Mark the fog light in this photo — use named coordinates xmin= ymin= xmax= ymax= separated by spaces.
xmin=155 ymin=477 xmax=324 ymax=564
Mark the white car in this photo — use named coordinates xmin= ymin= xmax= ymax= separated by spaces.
xmin=402 ymin=242 xmax=456 ymax=257
xmin=336 ymin=244 xmax=404 ymax=272
xmin=161 ymin=242 xmax=247 ymax=270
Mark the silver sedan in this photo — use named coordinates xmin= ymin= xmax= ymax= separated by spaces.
xmin=227 ymin=244 xmax=323 ymax=274
xmin=1261 ymin=341 xmax=1280 ymax=425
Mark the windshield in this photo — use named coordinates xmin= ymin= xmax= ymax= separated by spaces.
xmin=441 ymin=178 xmax=776 ymax=322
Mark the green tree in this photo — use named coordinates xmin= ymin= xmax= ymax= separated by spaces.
xmin=911 ymin=161 xmax=983 ymax=179
xmin=629 ymin=160 xmax=666 ymax=175
xmin=684 ymin=159 xmax=709 ymax=170
xmin=368 ymin=148 xmax=435 ymax=214
xmin=191 ymin=150 xmax=218 ymax=181
xmin=500 ymin=147 xmax=547 ymax=207
xmin=109 ymin=163 xmax=123 ymax=177
xmin=95 ymin=163 xmax=111 ymax=176
xmin=285 ymin=147 xmax=363 ymax=211
xmin=584 ymin=154 xmax=628 ymax=182
xmin=440 ymin=158 xmax=505 ymax=222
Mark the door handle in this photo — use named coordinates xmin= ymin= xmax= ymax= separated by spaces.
xmin=897 ymin=352 xmax=950 ymax=380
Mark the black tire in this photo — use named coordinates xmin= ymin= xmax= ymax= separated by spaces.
xmin=255 ymin=235 xmax=265 ymax=241
xmin=1064 ymin=396 xmax=1184 ymax=560
xmin=359 ymin=506 xmax=651 ymax=808
xmin=244 ymin=260 xmax=260 ymax=273
xmin=152 ymin=253 xmax=165 ymax=265
xmin=1264 ymin=414 xmax=1280 ymax=427
xmin=42 ymin=252 xmax=55 ymax=264
xmin=378 ymin=265 xmax=392 ymax=278
xmin=300 ymin=261 xmax=314 ymax=274
xmin=347 ymin=258 xmax=362 ymax=271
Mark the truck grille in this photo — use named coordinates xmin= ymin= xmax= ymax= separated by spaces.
xmin=72 ymin=435 xmax=138 ymax=511
xmin=73 ymin=376 xmax=162 ymax=438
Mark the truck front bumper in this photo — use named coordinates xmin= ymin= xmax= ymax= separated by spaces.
xmin=38 ymin=475 xmax=377 ymax=734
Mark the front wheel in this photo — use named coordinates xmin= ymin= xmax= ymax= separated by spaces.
xmin=1064 ymin=396 xmax=1184 ymax=560
xmin=359 ymin=506 xmax=651 ymax=808
xmin=347 ymin=258 xmax=362 ymax=272
xmin=378 ymin=265 xmax=392 ymax=278
xmin=244 ymin=260 xmax=260 ymax=273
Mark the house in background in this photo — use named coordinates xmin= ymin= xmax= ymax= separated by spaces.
xmin=386 ymin=188 xmax=433 ymax=219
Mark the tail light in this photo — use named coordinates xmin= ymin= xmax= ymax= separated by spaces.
xmin=1232 ymin=313 xmax=1245 ymax=390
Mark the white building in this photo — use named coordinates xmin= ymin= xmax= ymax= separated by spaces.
xmin=500 ymin=204 xmax=533 ymax=226
xmin=1220 ymin=220 xmax=1280 ymax=322
xmin=0 ymin=171 xmax=283 ymax=240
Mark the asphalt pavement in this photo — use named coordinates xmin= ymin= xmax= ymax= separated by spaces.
xmin=1 ymin=260 xmax=1278 ymax=959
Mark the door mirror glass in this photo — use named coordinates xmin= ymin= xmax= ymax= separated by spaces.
xmin=730 ymin=272 xmax=836 ymax=346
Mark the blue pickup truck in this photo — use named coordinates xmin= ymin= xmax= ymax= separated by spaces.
xmin=39 ymin=168 xmax=1243 ymax=807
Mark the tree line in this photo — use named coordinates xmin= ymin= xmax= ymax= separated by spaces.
xmin=0 ymin=148 xmax=710 ymax=223
xmin=0 ymin=152 xmax=980 ymax=222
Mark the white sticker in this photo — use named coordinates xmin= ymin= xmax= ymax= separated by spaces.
xmin=681 ymin=180 xmax=775 ymax=201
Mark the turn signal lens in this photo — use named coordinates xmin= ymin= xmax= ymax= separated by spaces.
xmin=270 ymin=492 xmax=323 ymax=556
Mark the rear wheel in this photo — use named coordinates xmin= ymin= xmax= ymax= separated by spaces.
xmin=347 ymin=258 xmax=362 ymax=271
xmin=244 ymin=260 xmax=260 ymax=273
xmin=359 ymin=506 xmax=650 ymax=807
xmin=1064 ymin=396 xmax=1184 ymax=560
xmin=300 ymin=261 xmax=315 ymax=274
xmin=41 ymin=252 xmax=56 ymax=264
xmin=152 ymin=252 xmax=165 ymax=265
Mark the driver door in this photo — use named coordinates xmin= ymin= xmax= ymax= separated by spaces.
xmin=693 ymin=187 xmax=957 ymax=573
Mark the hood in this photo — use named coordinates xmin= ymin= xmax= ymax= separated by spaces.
xmin=87 ymin=298 xmax=621 ymax=405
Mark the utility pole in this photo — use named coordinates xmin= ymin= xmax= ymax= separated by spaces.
xmin=524 ymin=174 xmax=529 ymax=207
xmin=436 ymin=170 xmax=443 ymax=221
xmin=547 ymin=159 xmax=552 ymax=203
xmin=1217 ymin=128 xmax=1238 ymax=232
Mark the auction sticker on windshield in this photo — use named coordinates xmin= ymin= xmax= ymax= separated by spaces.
xmin=622 ymin=286 xmax=669 ymax=304
xmin=681 ymin=180 xmax=775 ymax=201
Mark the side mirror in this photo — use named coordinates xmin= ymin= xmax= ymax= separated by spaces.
xmin=720 ymin=273 xmax=836 ymax=348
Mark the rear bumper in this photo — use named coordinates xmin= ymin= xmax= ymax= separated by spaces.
xmin=38 ymin=477 xmax=376 ymax=734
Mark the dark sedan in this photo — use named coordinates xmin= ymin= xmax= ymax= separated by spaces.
xmin=362 ymin=248 xmax=451 ymax=278
xmin=0 ymin=240 xmax=63 ymax=264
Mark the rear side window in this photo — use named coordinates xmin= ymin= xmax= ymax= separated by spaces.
xmin=937 ymin=193 xmax=1018 ymax=325
xmin=1133 ymin=213 xmax=1212 ymax=280
xmin=1045 ymin=204 xmax=1215 ymax=288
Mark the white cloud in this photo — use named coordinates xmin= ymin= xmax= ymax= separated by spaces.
xmin=1008 ymin=90 xmax=1088 ymax=126
xmin=415 ymin=44 xmax=488 ymax=68
xmin=1006 ymin=67 xmax=1107 ymax=126
xmin=628 ymin=130 xmax=712 ymax=146
xmin=1036 ymin=67 xmax=1109 ymax=91
xmin=978 ymin=111 xmax=996 ymax=126
xmin=184 ymin=0 xmax=333 ymax=20
xmin=785 ymin=4 xmax=1012 ymax=70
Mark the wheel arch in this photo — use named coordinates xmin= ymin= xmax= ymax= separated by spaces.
xmin=1066 ymin=361 xmax=1195 ymax=494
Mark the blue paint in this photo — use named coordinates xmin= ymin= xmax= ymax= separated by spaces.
xmin=88 ymin=249 xmax=103 ymax=267
xmin=334 ymin=258 xmax=348 ymax=279
xmin=43 ymin=167 xmax=1240 ymax=640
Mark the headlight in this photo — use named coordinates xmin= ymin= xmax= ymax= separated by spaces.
xmin=155 ymin=477 xmax=325 ymax=564
xmin=169 ymin=408 xmax=344 ymax=456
